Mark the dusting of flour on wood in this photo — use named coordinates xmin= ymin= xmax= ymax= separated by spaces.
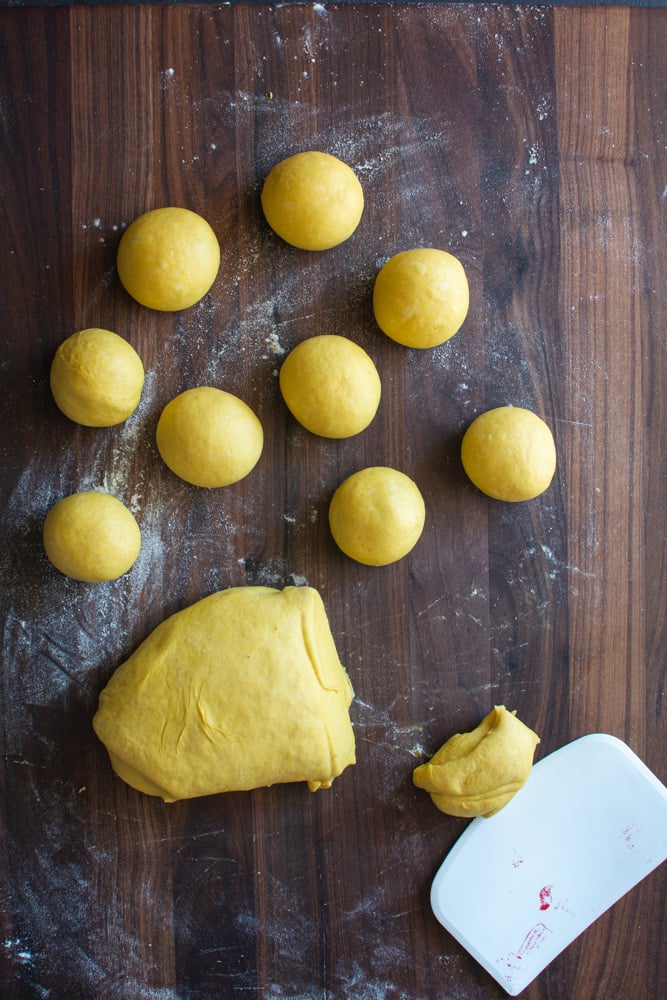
xmin=0 ymin=3 xmax=608 ymax=998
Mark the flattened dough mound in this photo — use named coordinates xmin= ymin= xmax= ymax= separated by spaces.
xmin=93 ymin=586 xmax=356 ymax=801
xmin=413 ymin=706 xmax=540 ymax=818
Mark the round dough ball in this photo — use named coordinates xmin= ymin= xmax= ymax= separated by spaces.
xmin=373 ymin=247 xmax=469 ymax=348
xmin=156 ymin=386 xmax=264 ymax=488
xmin=43 ymin=492 xmax=141 ymax=583
xmin=50 ymin=328 xmax=144 ymax=427
xmin=329 ymin=467 xmax=425 ymax=566
xmin=117 ymin=207 xmax=220 ymax=311
xmin=461 ymin=406 xmax=557 ymax=502
xmin=279 ymin=335 xmax=381 ymax=439
xmin=261 ymin=151 xmax=364 ymax=251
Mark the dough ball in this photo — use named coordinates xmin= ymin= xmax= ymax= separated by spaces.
xmin=461 ymin=406 xmax=556 ymax=502
xmin=156 ymin=386 xmax=263 ymax=488
xmin=373 ymin=247 xmax=469 ymax=348
xmin=413 ymin=706 xmax=540 ymax=818
xmin=261 ymin=151 xmax=364 ymax=251
xmin=92 ymin=586 xmax=356 ymax=801
xmin=50 ymin=328 xmax=144 ymax=427
xmin=117 ymin=207 xmax=220 ymax=311
xmin=329 ymin=466 xmax=425 ymax=566
xmin=43 ymin=492 xmax=141 ymax=583
xmin=279 ymin=335 xmax=381 ymax=438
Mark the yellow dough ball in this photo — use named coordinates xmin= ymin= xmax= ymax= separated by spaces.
xmin=117 ymin=207 xmax=220 ymax=311
xmin=43 ymin=492 xmax=141 ymax=583
xmin=50 ymin=328 xmax=144 ymax=427
xmin=461 ymin=406 xmax=557 ymax=502
xmin=329 ymin=467 xmax=425 ymax=566
xmin=413 ymin=706 xmax=540 ymax=818
xmin=279 ymin=335 xmax=381 ymax=439
xmin=373 ymin=247 xmax=469 ymax=348
xmin=156 ymin=386 xmax=264 ymax=488
xmin=261 ymin=151 xmax=364 ymax=251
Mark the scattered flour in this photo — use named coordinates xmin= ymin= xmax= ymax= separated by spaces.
xmin=3 ymin=5 xmax=569 ymax=998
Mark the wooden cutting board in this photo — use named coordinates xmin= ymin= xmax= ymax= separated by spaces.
xmin=1 ymin=5 xmax=665 ymax=999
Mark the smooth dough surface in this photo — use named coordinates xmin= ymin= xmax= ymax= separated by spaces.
xmin=461 ymin=406 xmax=557 ymax=502
xmin=279 ymin=335 xmax=381 ymax=438
xmin=92 ymin=586 xmax=356 ymax=801
xmin=413 ymin=706 xmax=540 ymax=818
xmin=373 ymin=248 xmax=469 ymax=348
xmin=156 ymin=386 xmax=264 ymax=487
xmin=50 ymin=328 xmax=144 ymax=426
xmin=328 ymin=466 xmax=425 ymax=566
xmin=117 ymin=207 xmax=220 ymax=311
xmin=43 ymin=492 xmax=141 ymax=583
xmin=261 ymin=151 xmax=364 ymax=251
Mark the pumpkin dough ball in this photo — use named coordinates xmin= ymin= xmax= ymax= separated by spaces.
xmin=461 ymin=406 xmax=556 ymax=502
xmin=261 ymin=151 xmax=364 ymax=251
xmin=92 ymin=586 xmax=356 ymax=801
xmin=117 ymin=207 xmax=220 ymax=311
xmin=373 ymin=247 xmax=469 ymax=348
xmin=279 ymin=335 xmax=381 ymax=439
xmin=50 ymin=328 xmax=144 ymax=427
xmin=329 ymin=466 xmax=425 ymax=566
xmin=43 ymin=492 xmax=141 ymax=583
xmin=156 ymin=386 xmax=263 ymax=488
xmin=413 ymin=706 xmax=540 ymax=818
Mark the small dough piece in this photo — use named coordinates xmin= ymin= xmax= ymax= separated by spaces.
xmin=117 ymin=207 xmax=220 ymax=311
xmin=373 ymin=247 xmax=469 ymax=348
xmin=50 ymin=328 xmax=144 ymax=427
xmin=413 ymin=706 xmax=540 ymax=818
xmin=43 ymin=492 xmax=141 ymax=583
xmin=92 ymin=586 xmax=356 ymax=801
xmin=461 ymin=406 xmax=556 ymax=502
xmin=156 ymin=386 xmax=264 ymax=488
xmin=261 ymin=151 xmax=364 ymax=251
xmin=279 ymin=335 xmax=381 ymax=438
xmin=329 ymin=466 xmax=425 ymax=566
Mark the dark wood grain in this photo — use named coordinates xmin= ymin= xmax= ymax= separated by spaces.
xmin=1 ymin=5 xmax=665 ymax=999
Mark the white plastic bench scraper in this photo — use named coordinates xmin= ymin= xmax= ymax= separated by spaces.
xmin=429 ymin=733 xmax=667 ymax=996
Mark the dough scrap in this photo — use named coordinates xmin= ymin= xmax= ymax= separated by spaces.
xmin=93 ymin=586 xmax=356 ymax=801
xmin=413 ymin=706 xmax=540 ymax=817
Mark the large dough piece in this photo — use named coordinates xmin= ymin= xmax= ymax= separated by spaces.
xmin=93 ymin=586 xmax=355 ymax=801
